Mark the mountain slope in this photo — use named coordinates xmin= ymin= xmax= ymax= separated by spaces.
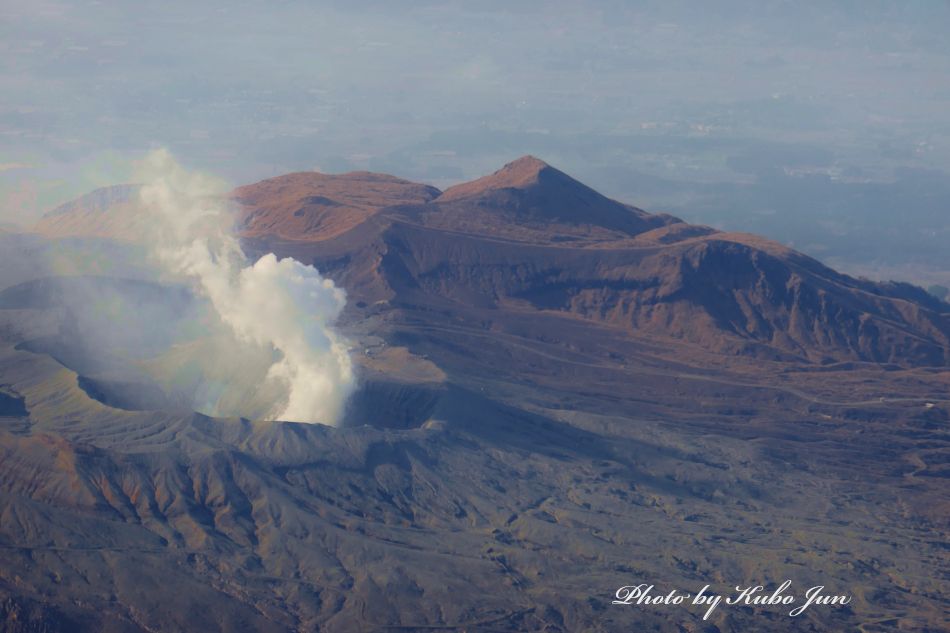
xmin=403 ymin=155 xmax=680 ymax=243
xmin=36 ymin=157 xmax=949 ymax=366
xmin=33 ymin=185 xmax=145 ymax=240
xmin=4 ymin=156 xmax=950 ymax=632
xmin=32 ymin=157 xmax=950 ymax=366
xmin=242 ymin=157 xmax=950 ymax=367
xmin=233 ymin=171 xmax=440 ymax=241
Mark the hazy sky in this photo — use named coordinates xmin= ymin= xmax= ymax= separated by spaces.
xmin=2 ymin=1 xmax=949 ymax=283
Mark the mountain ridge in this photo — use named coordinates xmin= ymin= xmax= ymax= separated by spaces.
xmin=30 ymin=156 xmax=950 ymax=366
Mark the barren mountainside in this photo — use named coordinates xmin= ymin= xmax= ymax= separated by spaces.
xmin=33 ymin=185 xmax=145 ymax=241
xmin=32 ymin=157 xmax=950 ymax=366
xmin=234 ymin=171 xmax=441 ymax=241
xmin=8 ymin=156 xmax=949 ymax=632
xmin=234 ymin=156 xmax=950 ymax=367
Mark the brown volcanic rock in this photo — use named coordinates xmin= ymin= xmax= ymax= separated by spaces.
xmin=438 ymin=155 xmax=553 ymax=198
xmin=399 ymin=156 xmax=680 ymax=244
xmin=233 ymin=171 xmax=440 ymax=241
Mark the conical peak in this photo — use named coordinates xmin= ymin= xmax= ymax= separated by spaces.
xmin=438 ymin=155 xmax=563 ymax=201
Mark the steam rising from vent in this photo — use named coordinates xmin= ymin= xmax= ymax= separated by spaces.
xmin=136 ymin=149 xmax=355 ymax=424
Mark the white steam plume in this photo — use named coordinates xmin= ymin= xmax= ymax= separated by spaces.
xmin=136 ymin=149 xmax=355 ymax=424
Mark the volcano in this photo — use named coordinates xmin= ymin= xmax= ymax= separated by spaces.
xmin=6 ymin=156 xmax=949 ymax=632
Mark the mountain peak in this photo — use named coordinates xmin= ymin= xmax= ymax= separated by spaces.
xmin=41 ymin=184 xmax=141 ymax=220
xmin=438 ymin=155 xmax=559 ymax=201
xmin=499 ymin=154 xmax=551 ymax=179
xmin=422 ymin=156 xmax=677 ymax=241
xmin=34 ymin=184 xmax=146 ymax=240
